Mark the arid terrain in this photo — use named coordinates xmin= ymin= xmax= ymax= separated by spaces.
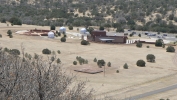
xmin=0 ymin=23 xmax=177 ymax=99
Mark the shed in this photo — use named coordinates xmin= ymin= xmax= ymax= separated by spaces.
xmin=48 ymin=31 xmax=55 ymax=38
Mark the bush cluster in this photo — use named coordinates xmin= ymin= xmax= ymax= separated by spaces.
xmin=76 ymin=56 xmax=88 ymax=65
xmin=3 ymin=47 xmax=20 ymax=55
xmin=7 ymin=30 xmax=13 ymax=38
xmin=97 ymin=59 xmax=105 ymax=68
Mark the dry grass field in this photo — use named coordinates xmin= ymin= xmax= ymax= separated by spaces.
xmin=0 ymin=23 xmax=177 ymax=99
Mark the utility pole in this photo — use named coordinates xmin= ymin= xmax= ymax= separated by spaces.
xmin=104 ymin=65 xmax=105 ymax=77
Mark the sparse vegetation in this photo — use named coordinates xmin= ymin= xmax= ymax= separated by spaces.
xmin=136 ymin=60 xmax=146 ymax=67
xmin=42 ymin=48 xmax=51 ymax=54
xmin=166 ymin=46 xmax=175 ymax=52
xmin=0 ymin=49 xmax=93 ymax=100
xmin=146 ymin=54 xmax=155 ymax=62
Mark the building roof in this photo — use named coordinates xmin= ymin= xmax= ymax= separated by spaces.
xmin=107 ymin=32 xmax=124 ymax=36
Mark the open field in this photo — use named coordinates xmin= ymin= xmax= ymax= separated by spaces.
xmin=0 ymin=23 xmax=177 ymax=99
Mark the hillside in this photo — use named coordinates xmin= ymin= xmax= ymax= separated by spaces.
xmin=1 ymin=0 xmax=177 ymax=33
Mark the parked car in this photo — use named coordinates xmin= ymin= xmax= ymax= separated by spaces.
xmin=163 ymin=34 xmax=167 ymax=36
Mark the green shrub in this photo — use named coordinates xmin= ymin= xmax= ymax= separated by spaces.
xmin=107 ymin=62 xmax=111 ymax=67
xmin=123 ymin=63 xmax=128 ymax=69
xmin=116 ymin=70 xmax=119 ymax=73
xmin=9 ymin=35 xmax=13 ymax=38
xmin=147 ymin=46 xmax=149 ymax=48
xmin=94 ymin=58 xmax=97 ymax=62
xmin=56 ymin=58 xmax=61 ymax=64
xmin=4 ymin=47 xmax=9 ymax=52
xmin=61 ymin=37 xmax=66 ymax=42
xmin=166 ymin=46 xmax=175 ymax=52
xmin=0 ymin=34 xmax=2 ymax=38
xmin=99 ymin=26 xmax=104 ymax=30
xmin=7 ymin=30 xmax=12 ymax=36
xmin=155 ymin=39 xmax=163 ymax=47
xmin=50 ymin=25 xmax=55 ymax=30
xmin=138 ymin=34 xmax=141 ymax=37
xmin=136 ymin=42 xmax=142 ymax=48
xmin=68 ymin=25 xmax=73 ymax=30
xmin=97 ymin=59 xmax=105 ymax=67
xmin=162 ymin=44 xmax=165 ymax=48
xmin=42 ymin=48 xmax=51 ymax=54
xmin=9 ymin=49 xmax=20 ymax=55
xmin=136 ymin=60 xmax=146 ymax=67
xmin=57 ymin=50 xmax=61 ymax=54
xmin=146 ymin=54 xmax=155 ymax=62
xmin=9 ymin=17 xmax=22 ymax=25
xmin=73 ymin=61 xmax=77 ymax=65
xmin=81 ymin=40 xmax=89 ymax=45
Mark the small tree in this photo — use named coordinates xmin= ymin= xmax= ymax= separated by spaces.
xmin=166 ymin=46 xmax=175 ymax=52
xmin=97 ymin=59 xmax=105 ymax=67
xmin=42 ymin=48 xmax=51 ymax=54
xmin=7 ymin=30 xmax=12 ymax=36
xmin=93 ymin=58 xmax=97 ymax=62
xmin=162 ymin=44 xmax=165 ymax=48
xmin=99 ymin=26 xmax=104 ymax=30
xmin=50 ymin=25 xmax=56 ymax=30
xmin=68 ymin=25 xmax=73 ymax=30
xmin=73 ymin=61 xmax=77 ymax=65
xmin=116 ymin=70 xmax=119 ymax=73
xmin=9 ymin=35 xmax=13 ymax=38
xmin=107 ymin=62 xmax=111 ymax=67
xmin=57 ymin=50 xmax=61 ymax=54
xmin=138 ymin=33 xmax=141 ymax=37
xmin=136 ymin=42 xmax=142 ymax=48
xmin=136 ymin=60 xmax=146 ymax=67
xmin=146 ymin=54 xmax=155 ymax=62
xmin=81 ymin=40 xmax=89 ymax=45
xmin=61 ymin=37 xmax=66 ymax=42
xmin=123 ymin=63 xmax=128 ymax=69
xmin=155 ymin=39 xmax=163 ymax=47
xmin=56 ymin=58 xmax=61 ymax=64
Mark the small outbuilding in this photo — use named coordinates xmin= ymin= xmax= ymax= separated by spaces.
xmin=48 ymin=31 xmax=55 ymax=38
xmin=59 ymin=27 xmax=66 ymax=33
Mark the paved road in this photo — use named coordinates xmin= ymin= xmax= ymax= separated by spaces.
xmin=123 ymin=84 xmax=177 ymax=100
